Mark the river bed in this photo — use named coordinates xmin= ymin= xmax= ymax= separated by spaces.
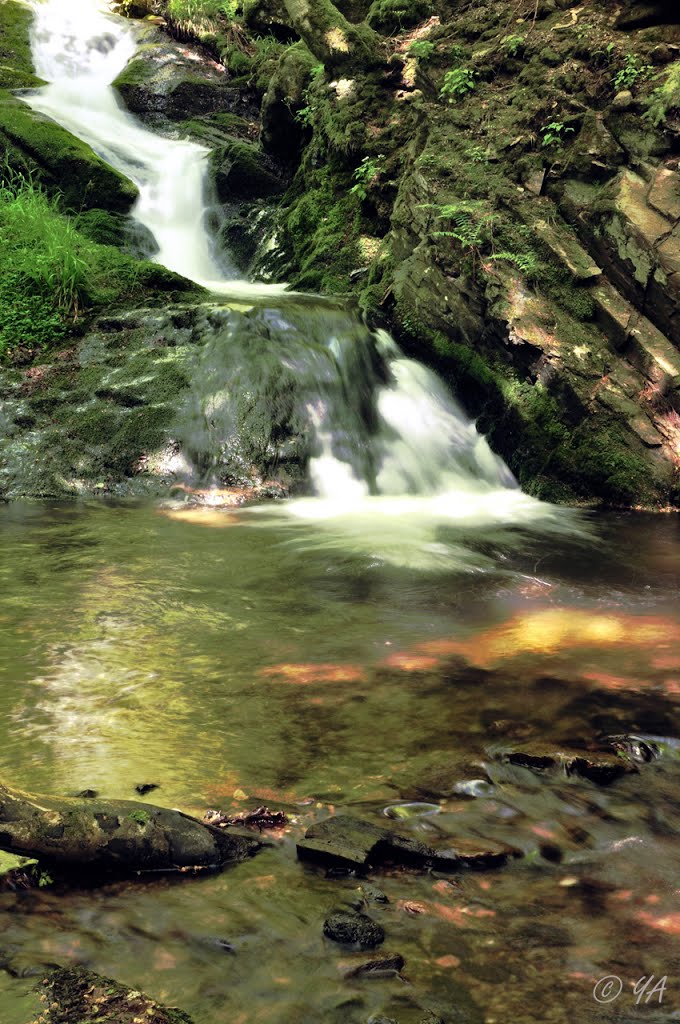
xmin=0 ymin=501 xmax=678 ymax=1023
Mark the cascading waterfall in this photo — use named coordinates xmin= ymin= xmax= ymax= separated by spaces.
xmin=23 ymin=0 xmax=582 ymax=560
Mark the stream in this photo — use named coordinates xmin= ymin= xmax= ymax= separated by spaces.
xmin=0 ymin=1 xmax=678 ymax=1023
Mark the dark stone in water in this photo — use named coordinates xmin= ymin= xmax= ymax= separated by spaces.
xmin=345 ymin=953 xmax=405 ymax=979
xmin=324 ymin=910 xmax=385 ymax=949
xmin=77 ymin=790 xmax=98 ymax=799
xmin=298 ymin=815 xmax=520 ymax=873
xmin=361 ymin=884 xmax=389 ymax=903
xmin=135 ymin=783 xmax=160 ymax=795
xmin=502 ymin=743 xmax=637 ymax=785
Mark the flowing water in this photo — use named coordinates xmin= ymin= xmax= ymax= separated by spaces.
xmin=1 ymin=2 xmax=679 ymax=1023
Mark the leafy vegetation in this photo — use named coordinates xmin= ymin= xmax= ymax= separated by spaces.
xmin=0 ymin=173 xmax=183 ymax=360
xmin=541 ymin=121 xmax=575 ymax=148
xmin=613 ymin=53 xmax=652 ymax=91
xmin=501 ymin=34 xmax=525 ymax=58
xmin=644 ymin=62 xmax=680 ymax=127
xmin=349 ymin=154 xmax=385 ymax=201
xmin=168 ymin=0 xmax=239 ymax=21
xmin=408 ymin=39 xmax=435 ymax=60
xmin=440 ymin=66 xmax=476 ymax=102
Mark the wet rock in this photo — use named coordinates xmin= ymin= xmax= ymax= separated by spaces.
xmin=602 ymin=734 xmax=661 ymax=763
xmin=112 ymin=35 xmax=233 ymax=121
xmin=38 ymin=967 xmax=194 ymax=1023
xmin=346 ymin=953 xmax=405 ymax=978
xmin=324 ymin=910 xmax=385 ymax=949
xmin=298 ymin=814 xmax=520 ymax=873
xmin=211 ymin=140 xmax=281 ymax=201
xmin=502 ymin=744 xmax=636 ymax=784
xmin=135 ymin=782 xmax=159 ymax=795
xmin=77 ymin=789 xmax=98 ymax=799
xmin=361 ymin=884 xmax=389 ymax=903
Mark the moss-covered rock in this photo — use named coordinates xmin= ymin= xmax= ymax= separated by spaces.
xmin=366 ymin=0 xmax=432 ymax=35
xmin=113 ymin=37 xmax=233 ymax=119
xmin=36 ymin=968 xmax=194 ymax=1024
xmin=211 ymin=138 xmax=281 ymax=200
xmin=0 ymin=94 xmax=138 ymax=212
xmin=0 ymin=0 xmax=43 ymax=90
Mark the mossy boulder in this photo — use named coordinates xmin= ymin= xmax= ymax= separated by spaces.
xmin=37 ymin=967 xmax=195 ymax=1024
xmin=366 ymin=0 xmax=433 ymax=34
xmin=0 ymin=1 xmax=43 ymax=90
xmin=113 ymin=38 xmax=233 ymax=120
xmin=0 ymin=95 xmax=138 ymax=212
xmin=211 ymin=139 xmax=281 ymax=200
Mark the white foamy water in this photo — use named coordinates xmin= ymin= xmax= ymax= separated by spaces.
xmin=24 ymin=0 xmax=584 ymax=564
xmin=26 ymin=0 xmax=287 ymax=292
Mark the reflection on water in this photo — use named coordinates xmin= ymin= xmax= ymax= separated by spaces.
xmin=0 ymin=502 xmax=678 ymax=1024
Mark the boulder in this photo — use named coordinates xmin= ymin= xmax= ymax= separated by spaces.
xmin=323 ymin=910 xmax=385 ymax=948
xmin=113 ymin=38 xmax=233 ymax=121
xmin=0 ymin=96 xmax=138 ymax=213
xmin=297 ymin=814 xmax=520 ymax=873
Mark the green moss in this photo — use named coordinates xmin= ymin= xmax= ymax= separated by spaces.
xmin=211 ymin=139 xmax=280 ymax=199
xmin=179 ymin=111 xmax=253 ymax=146
xmin=0 ymin=1 xmax=43 ymax=90
xmin=0 ymin=95 xmax=138 ymax=213
xmin=367 ymin=0 xmax=432 ymax=34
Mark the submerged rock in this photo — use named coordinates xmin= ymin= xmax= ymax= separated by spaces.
xmin=345 ymin=953 xmax=404 ymax=978
xmin=297 ymin=814 xmax=520 ymax=873
xmin=324 ymin=910 xmax=385 ymax=949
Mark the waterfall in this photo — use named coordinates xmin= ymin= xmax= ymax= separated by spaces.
xmin=22 ymin=0 xmax=582 ymax=553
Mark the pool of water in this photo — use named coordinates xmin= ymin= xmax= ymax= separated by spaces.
xmin=0 ymin=500 xmax=678 ymax=1023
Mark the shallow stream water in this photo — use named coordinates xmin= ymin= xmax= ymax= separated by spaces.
xmin=0 ymin=502 xmax=678 ymax=1023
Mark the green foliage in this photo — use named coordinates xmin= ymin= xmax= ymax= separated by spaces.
xmin=425 ymin=200 xmax=538 ymax=280
xmin=168 ymin=0 xmax=239 ymax=22
xmin=0 ymin=172 xmax=90 ymax=319
xmin=408 ymin=39 xmax=435 ymax=60
xmin=440 ymin=66 xmax=476 ymax=102
xmin=0 ymin=172 xmax=176 ymax=361
xmin=349 ymin=154 xmax=385 ymax=201
xmin=466 ymin=144 xmax=490 ymax=163
xmin=644 ymin=61 xmax=680 ymax=127
xmin=613 ymin=53 xmax=652 ymax=91
xmin=501 ymin=34 xmax=525 ymax=58
xmin=541 ymin=121 xmax=574 ymax=147
xmin=128 ymin=809 xmax=150 ymax=826
xmin=366 ymin=0 xmax=433 ymax=35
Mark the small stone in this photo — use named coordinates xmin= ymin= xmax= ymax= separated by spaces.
xmin=361 ymin=885 xmax=389 ymax=904
xmin=651 ymin=43 xmax=675 ymax=64
xmin=345 ymin=953 xmax=404 ymax=979
xmin=135 ymin=783 xmax=159 ymax=796
xmin=323 ymin=911 xmax=385 ymax=949
xmin=612 ymin=90 xmax=634 ymax=111
xmin=77 ymin=790 xmax=98 ymax=799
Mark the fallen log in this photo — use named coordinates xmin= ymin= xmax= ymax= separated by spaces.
xmin=0 ymin=782 xmax=261 ymax=876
